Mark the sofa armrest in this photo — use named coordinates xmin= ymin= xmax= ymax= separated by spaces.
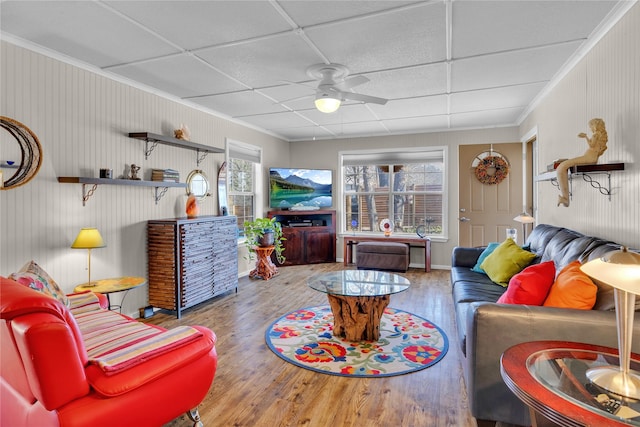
xmin=452 ymin=246 xmax=484 ymax=268
xmin=465 ymin=302 xmax=640 ymax=426
xmin=85 ymin=326 xmax=217 ymax=397
xmin=11 ymin=312 xmax=90 ymax=411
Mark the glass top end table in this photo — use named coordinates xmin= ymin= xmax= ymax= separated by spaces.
xmin=501 ymin=341 xmax=640 ymax=427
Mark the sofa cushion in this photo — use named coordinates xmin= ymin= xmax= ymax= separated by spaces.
xmin=9 ymin=261 xmax=70 ymax=307
xmin=471 ymin=242 xmax=499 ymax=273
xmin=480 ymin=239 xmax=536 ymax=286
xmin=497 ymin=261 xmax=555 ymax=305
xmin=543 ymin=261 xmax=597 ymax=310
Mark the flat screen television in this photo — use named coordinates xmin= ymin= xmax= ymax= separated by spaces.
xmin=269 ymin=168 xmax=332 ymax=209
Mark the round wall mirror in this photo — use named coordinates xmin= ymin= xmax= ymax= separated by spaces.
xmin=1 ymin=116 xmax=43 ymax=190
xmin=186 ymin=169 xmax=209 ymax=200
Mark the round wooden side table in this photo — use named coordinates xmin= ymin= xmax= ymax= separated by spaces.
xmin=75 ymin=276 xmax=146 ymax=311
xmin=249 ymin=246 xmax=278 ymax=280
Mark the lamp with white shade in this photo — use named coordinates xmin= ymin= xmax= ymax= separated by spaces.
xmin=513 ymin=212 xmax=535 ymax=243
xmin=71 ymin=227 xmax=106 ymax=286
xmin=580 ymin=247 xmax=640 ymax=399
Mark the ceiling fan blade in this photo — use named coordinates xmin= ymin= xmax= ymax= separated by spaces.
xmin=334 ymin=75 xmax=369 ymax=91
xmin=342 ymin=92 xmax=388 ymax=105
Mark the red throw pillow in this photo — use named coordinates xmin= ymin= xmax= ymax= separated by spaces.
xmin=543 ymin=261 xmax=597 ymax=310
xmin=497 ymin=261 xmax=556 ymax=305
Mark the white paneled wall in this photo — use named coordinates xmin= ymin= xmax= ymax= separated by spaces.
xmin=1 ymin=41 xmax=288 ymax=317
xmin=520 ymin=3 xmax=640 ymax=249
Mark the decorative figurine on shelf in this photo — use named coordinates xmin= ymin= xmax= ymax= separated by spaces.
xmin=556 ymin=118 xmax=608 ymax=207
xmin=380 ymin=218 xmax=394 ymax=237
xmin=129 ymin=164 xmax=141 ymax=180
xmin=174 ymin=124 xmax=191 ymax=141
xmin=186 ymin=194 xmax=199 ymax=218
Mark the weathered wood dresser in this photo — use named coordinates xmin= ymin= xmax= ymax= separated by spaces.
xmin=147 ymin=215 xmax=238 ymax=318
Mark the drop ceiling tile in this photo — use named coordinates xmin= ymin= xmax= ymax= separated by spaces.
xmin=323 ymin=121 xmax=389 ymax=138
xmin=363 ymin=64 xmax=448 ymax=100
xmin=450 ymin=108 xmax=524 ymax=129
xmin=450 ymin=82 xmax=547 ymax=114
xmin=382 ymin=115 xmax=450 ymax=133
xmin=106 ymin=1 xmax=292 ymax=50
xmin=279 ymin=1 xmax=417 ymax=27
xmin=453 ymin=1 xmax=618 ymax=58
xmin=0 ymin=1 xmax=178 ymax=68
xmin=112 ymin=54 xmax=246 ymax=98
xmin=451 ymin=41 xmax=584 ymax=92
xmin=190 ymin=91 xmax=287 ymax=117
xmin=296 ymin=104 xmax=378 ymax=126
xmin=369 ymin=96 xmax=448 ymax=120
xmin=272 ymin=126 xmax=335 ymax=141
xmin=196 ymin=33 xmax=323 ymax=88
xmin=304 ymin=2 xmax=446 ymax=75
xmin=239 ymin=111 xmax=315 ymax=130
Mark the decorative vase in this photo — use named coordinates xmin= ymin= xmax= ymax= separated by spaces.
xmin=259 ymin=230 xmax=275 ymax=247
xmin=186 ymin=195 xmax=199 ymax=218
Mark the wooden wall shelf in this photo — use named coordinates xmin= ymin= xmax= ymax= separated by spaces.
xmin=128 ymin=132 xmax=224 ymax=165
xmin=534 ymin=162 xmax=624 ymax=201
xmin=58 ymin=176 xmax=186 ymax=206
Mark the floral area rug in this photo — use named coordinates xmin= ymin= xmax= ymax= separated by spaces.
xmin=265 ymin=305 xmax=448 ymax=377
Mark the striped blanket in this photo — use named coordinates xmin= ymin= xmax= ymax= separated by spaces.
xmin=73 ymin=299 xmax=202 ymax=374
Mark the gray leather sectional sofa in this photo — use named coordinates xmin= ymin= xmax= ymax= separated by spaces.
xmin=450 ymin=224 xmax=640 ymax=426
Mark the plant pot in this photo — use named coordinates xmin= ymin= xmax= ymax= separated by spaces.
xmin=259 ymin=230 xmax=275 ymax=246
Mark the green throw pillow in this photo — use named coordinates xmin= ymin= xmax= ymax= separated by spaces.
xmin=480 ymin=239 xmax=536 ymax=287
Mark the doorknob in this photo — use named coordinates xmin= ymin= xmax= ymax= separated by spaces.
xmin=459 ymin=217 xmax=471 ymax=222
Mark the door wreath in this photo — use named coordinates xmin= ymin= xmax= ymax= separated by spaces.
xmin=474 ymin=154 xmax=509 ymax=185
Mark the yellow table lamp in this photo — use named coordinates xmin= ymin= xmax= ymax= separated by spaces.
xmin=71 ymin=227 xmax=106 ymax=286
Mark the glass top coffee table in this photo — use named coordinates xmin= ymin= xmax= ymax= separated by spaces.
xmin=307 ymin=269 xmax=410 ymax=341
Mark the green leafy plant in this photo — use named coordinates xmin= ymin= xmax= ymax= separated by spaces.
xmin=243 ymin=217 xmax=286 ymax=264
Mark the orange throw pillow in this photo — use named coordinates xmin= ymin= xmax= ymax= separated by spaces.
xmin=543 ymin=261 xmax=597 ymax=310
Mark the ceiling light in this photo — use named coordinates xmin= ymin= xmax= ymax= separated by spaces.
xmin=315 ymin=93 xmax=341 ymax=113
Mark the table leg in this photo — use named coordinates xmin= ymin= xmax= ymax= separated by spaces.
xmin=424 ymin=239 xmax=431 ymax=273
xmin=529 ymin=407 xmax=560 ymax=427
xmin=343 ymin=240 xmax=351 ymax=267
xmin=327 ymin=294 xmax=390 ymax=341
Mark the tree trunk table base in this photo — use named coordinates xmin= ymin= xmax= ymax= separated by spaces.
xmin=249 ymin=246 xmax=278 ymax=280
xmin=326 ymin=294 xmax=390 ymax=341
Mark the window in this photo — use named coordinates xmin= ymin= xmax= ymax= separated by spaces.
xmin=340 ymin=147 xmax=447 ymax=238
xmin=226 ymin=139 xmax=262 ymax=237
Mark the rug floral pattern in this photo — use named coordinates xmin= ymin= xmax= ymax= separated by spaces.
xmin=265 ymin=305 xmax=448 ymax=377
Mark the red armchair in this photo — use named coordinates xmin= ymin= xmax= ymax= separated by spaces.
xmin=1 ymin=277 xmax=217 ymax=427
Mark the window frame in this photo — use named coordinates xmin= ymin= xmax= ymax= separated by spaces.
xmin=338 ymin=146 xmax=448 ymax=242
xmin=226 ymin=139 xmax=262 ymax=238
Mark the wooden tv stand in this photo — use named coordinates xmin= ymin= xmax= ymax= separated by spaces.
xmin=268 ymin=210 xmax=336 ymax=266
xmin=343 ymin=235 xmax=431 ymax=272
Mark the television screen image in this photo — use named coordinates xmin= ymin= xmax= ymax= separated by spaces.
xmin=269 ymin=168 xmax=332 ymax=209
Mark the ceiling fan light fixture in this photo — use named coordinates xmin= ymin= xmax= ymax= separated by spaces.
xmin=315 ymin=94 xmax=341 ymax=113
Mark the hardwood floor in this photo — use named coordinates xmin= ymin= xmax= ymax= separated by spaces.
xmin=153 ymin=263 xmax=479 ymax=427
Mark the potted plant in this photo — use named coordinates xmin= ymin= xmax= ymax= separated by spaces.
xmin=243 ymin=217 xmax=286 ymax=264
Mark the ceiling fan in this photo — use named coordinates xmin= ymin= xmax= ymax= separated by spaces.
xmin=285 ymin=63 xmax=388 ymax=113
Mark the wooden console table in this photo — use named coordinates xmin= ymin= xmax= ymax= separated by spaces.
xmin=343 ymin=235 xmax=431 ymax=272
